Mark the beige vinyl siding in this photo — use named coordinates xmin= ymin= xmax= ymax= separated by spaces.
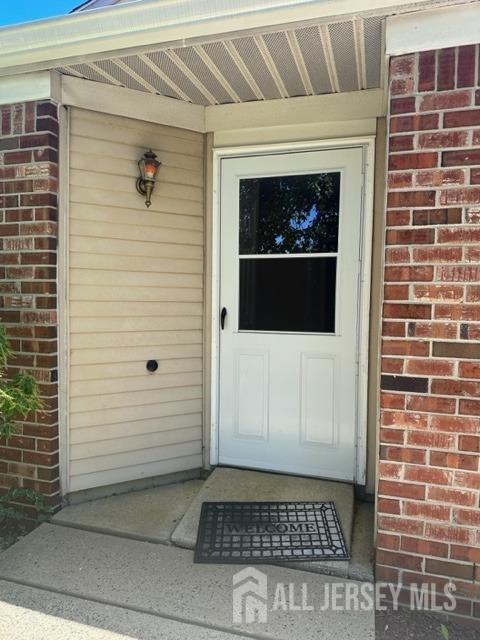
xmin=67 ymin=107 xmax=204 ymax=493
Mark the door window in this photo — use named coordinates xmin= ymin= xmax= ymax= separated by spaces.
xmin=238 ymin=172 xmax=340 ymax=333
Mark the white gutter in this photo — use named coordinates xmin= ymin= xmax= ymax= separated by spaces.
xmin=0 ymin=0 xmax=468 ymax=76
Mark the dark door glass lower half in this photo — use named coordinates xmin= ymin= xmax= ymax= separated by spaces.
xmin=239 ymin=257 xmax=336 ymax=333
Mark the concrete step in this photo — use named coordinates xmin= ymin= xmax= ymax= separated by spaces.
xmin=0 ymin=580 xmax=250 ymax=640
xmin=171 ymin=467 xmax=360 ymax=579
xmin=0 ymin=524 xmax=374 ymax=640
xmin=53 ymin=479 xmax=204 ymax=544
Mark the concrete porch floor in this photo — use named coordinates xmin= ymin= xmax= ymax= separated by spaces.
xmin=0 ymin=468 xmax=375 ymax=639
xmin=53 ymin=467 xmax=374 ymax=581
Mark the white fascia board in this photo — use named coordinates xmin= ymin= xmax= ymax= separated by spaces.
xmin=0 ymin=0 xmax=461 ymax=76
xmin=205 ymin=88 xmax=385 ymax=132
xmin=61 ymin=75 xmax=205 ymax=132
xmin=0 ymin=71 xmax=60 ymax=106
xmin=386 ymin=2 xmax=480 ymax=55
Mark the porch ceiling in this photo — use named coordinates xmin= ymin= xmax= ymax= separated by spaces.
xmin=57 ymin=15 xmax=384 ymax=106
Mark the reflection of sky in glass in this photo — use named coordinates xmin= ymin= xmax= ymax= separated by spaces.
xmin=239 ymin=172 xmax=340 ymax=254
xmin=275 ymin=206 xmax=320 ymax=246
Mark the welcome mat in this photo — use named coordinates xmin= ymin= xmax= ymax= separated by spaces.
xmin=194 ymin=501 xmax=349 ymax=563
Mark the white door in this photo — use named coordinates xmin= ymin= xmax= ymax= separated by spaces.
xmin=218 ymin=147 xmax=364 ymax=481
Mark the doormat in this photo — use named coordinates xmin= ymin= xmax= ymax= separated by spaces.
xmin=194 ymin=501 xmax=349 ymax=564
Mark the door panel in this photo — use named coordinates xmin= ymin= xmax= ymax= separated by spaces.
xmin=218 ymin=147 xmax=364 ymax=481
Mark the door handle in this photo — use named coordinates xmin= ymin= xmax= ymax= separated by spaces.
xmin=221 ymin=307 xmax=227 ymax=330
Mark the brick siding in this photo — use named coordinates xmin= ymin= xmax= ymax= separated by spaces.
xmin=0 ymin=101 xmax=60 ymax=508
xmin=378 ymin=46 xmax=480 ymax=620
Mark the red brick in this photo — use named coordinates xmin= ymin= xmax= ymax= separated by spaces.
xmin=432 ymin=379 xmax=480 ymax=397
xmin=430 ymin=451 xmax=478 ymax=471
xmin=435 ymin=304 xmax=480 ymax=321
xmin=378 ymin=497 xmax=402 ymax=515
xmin=454 ymin=471 xmax=480 ymax=490
xmin=407 ymin=430 xmax=455 ymax=449
xmin=413 ymin=246 xmax=462 ymax=263
xmin=418 ymin=50 xmax=436 ymax=92
xmin=378 ymin=480 xmax=426 ymax=500
xmin=418 ymin=285 xmax=464 ymax=302
xmin=381 ymin=357 xmax=404 ymax=373
xmin=389 ymin=135 xmax=414 ymax=151
xmin=377 ymin=532 xmax=400 ymax=550
xmin=459 ymin=362 xmax=480 ymax=379
xmin=450 ymin=545 xmax=480 ymax=563
xmin=388 ymin=152 xmax=438 ymax=171
xmin=425 ymin=523 xmax=475 ymax=545
xmin=381 ymin=393 xmax=405 ymax=410
xmin=417 ymin=170 xmax=466 ymax=189
xmin=431 ymin=415 xmax=480 ymax=433
xmin=437 ymin=265 xmax=480 ymax=281
xmin=390 ymin=55 xmax=415 ymax=77
xmin=0 ymin=99 xmax=59 ymax=508
xmin=388 ymin=172 xmax=413 ymax=189
xmin=420 ymin=90 xmax=471 ymax=111
xmin=404 ymin=501 xmax=451 ymax=521
xmin=384 ymin=284 xmax=409 ymax=300
xmin=387 ymin=212 xmax=413 ymax=229
xmin=426 ymin=558 xmax=474 ymax=580
xmin=382 ymin=411 xmax=428 ymax=429
xmin=456 ymin=509 xmax=480 ymax=526
xmin=380 ymin=445 xmax=426 ymax=464
xmin=401 ymin=536 xmax=448 ymax=558
xmin=383 ymin=343 xmax=430 ymax=362
xmin=387 ymin=228 xmax=434 ymax=243
xmin=382 ymin=322 xmax=406 ymax=338
xmin=380 ymin=427 xmax=406 ymax=445
xmin=428 ymin=486 xmax=477 ymax=507
xmin=406 ymin=358 xmax=454 ymax=376
xmin=419 ymin=130 xmax=468 ymax=148
xmin=391 ymin=97 xmax=416 ymax=114
xmin=443 ymin=109 xmax=480 ymax=128
xmin=440 ymin=187 xmax=480 ymax=205
xmin=404 ymin=465 xmax=452 ymax=485
xmin=378 ymin=515 xmax=424 ymax=536
xmin=390 ymin=113 xmax=439 ymax=133
xmin=459 ymin=398 xmax=480 ymax=416
xmin=438 ymin=227 xmax=480 ymax=243
xmin=458 ymin=435 xmax=480 ymax=453
xmin=465 ymin=281 xmax=480 ymax=302
xmin=436 ymin=48 xmax=455 ymax=91
xmin=385 ymin=246 xmax=411 ymax=263
xmin=384 ymin=266 xmax=433 ymax=282
xmin=377 ymin=549 xmax=423 ymax=572
xmin=456 ymin=46 xmax=476 ymax=88
xmin=443 ymin=148 xmax=480 ymax=167
xmin=379 ymin=461 xmax=403 ymax=478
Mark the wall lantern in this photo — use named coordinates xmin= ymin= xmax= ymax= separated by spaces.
xmin=136 ymin=149 xmax=161 ymax=208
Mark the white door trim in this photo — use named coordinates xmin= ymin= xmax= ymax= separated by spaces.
xmin=210 ymin=136 xmax=375 ymax=485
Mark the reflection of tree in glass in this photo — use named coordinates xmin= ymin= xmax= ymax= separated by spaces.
xmin=239 ymin=172 xmax=340 ymax=254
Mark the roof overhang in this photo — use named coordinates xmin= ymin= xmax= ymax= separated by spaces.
xmin=0 ymin=0 xmax=469 ymax=77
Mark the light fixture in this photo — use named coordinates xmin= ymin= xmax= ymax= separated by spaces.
xmin=136 ymin=149 xmax=161 ymax=208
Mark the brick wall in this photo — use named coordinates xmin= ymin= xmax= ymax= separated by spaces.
xmin=377 ymin=46 xmax=480 ymax=620
xmin=0 ymin=100 xmax=60 ymax=508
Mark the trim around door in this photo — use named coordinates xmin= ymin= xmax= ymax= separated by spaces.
xmin=209 ymin=137 xmax=375 ymax=485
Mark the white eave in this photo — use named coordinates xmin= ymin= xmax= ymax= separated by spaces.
xmin=0 ymin=0 xmax=469 ymax=76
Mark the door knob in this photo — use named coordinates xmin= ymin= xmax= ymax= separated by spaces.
xmin=221 ymin=307 xmax=227 ymax=330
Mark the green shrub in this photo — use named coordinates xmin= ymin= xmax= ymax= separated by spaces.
xmin=0 ymin=322 xmax=50 ymax=547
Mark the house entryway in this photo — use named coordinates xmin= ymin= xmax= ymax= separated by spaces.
xmin=216 ymin=146 xmax=368 ymax=482
xmin=51 ymin=467 xmax=374 ymax=582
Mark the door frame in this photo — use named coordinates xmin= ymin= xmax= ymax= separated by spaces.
xmin=209 ymin=137 xmax=375 ymax=485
